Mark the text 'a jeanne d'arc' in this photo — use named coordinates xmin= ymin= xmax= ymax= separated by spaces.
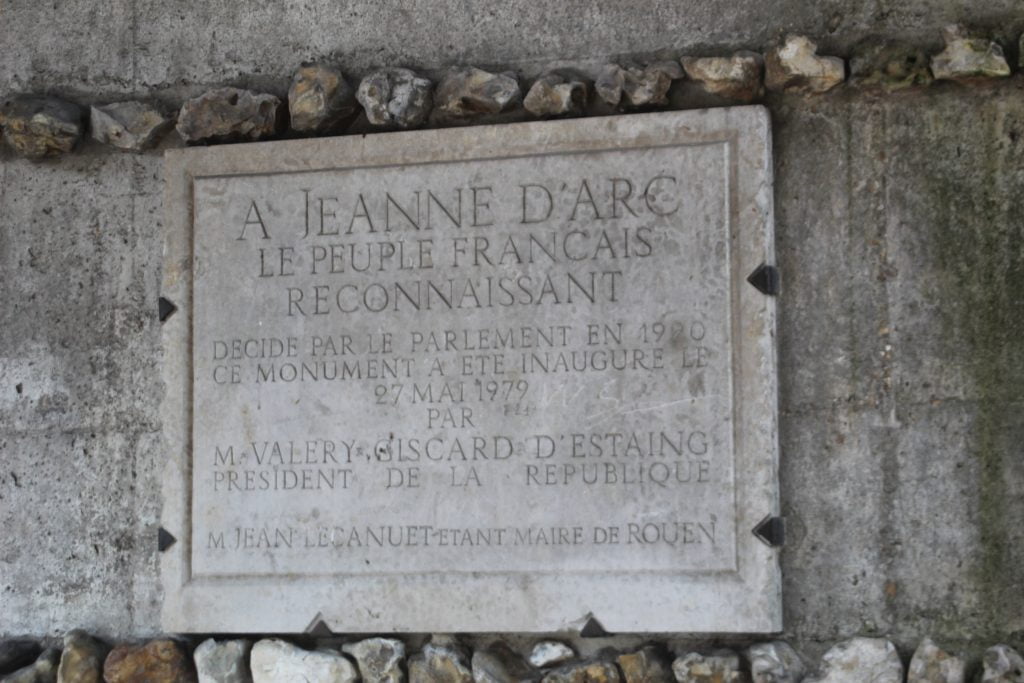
xmin=234 ymin=174 xmax=682 ymax=243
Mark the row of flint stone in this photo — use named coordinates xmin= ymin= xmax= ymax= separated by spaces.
xmin=2 ymin=631 xmax=1024 ymax=683
xmin=0 ymin=24 xmax=1019 ymax=160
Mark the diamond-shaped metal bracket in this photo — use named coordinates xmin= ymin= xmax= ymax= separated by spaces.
xmin=305 ymin=613 xmax=333 ymax=636
xmin=752 ymin=515 xmax=785 ymax=548
xmin=157 ymin=527 xmax=177 ymax=552
xmin=158 ymin=296 xmax=178 ymax=323
xmin=579 ymin=614 xmax=610 ymax=638
xmin=747 ymin=263 xmax=780 ymax=296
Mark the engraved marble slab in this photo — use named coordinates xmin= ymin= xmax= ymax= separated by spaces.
xmin=160 ymin=107 xmax=780 ymax=633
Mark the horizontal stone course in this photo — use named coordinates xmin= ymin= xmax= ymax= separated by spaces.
xmin=0 ymin=634 xmax=1018 ymax=683
xmin=1 ymin=25 xmax=1021 ymax=159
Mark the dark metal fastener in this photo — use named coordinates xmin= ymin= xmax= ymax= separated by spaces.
xmin=747 ymin=263 xmax=780 ymax=296
xmin=752 ymin=515 xmax=785 ymax=547
xmin=157 ymin=527 xmax=177 ymax=552
xmin=158 ymin=296 xmax=177 ymax=323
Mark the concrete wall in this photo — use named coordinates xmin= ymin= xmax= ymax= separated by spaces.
xmin=1 ymin=0 xmax=1022 ymax=658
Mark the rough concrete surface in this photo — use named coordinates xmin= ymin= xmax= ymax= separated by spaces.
xmin=773 ymin=83 xmax=1024 ymax=654
xmin=1 ymin=2 xmax=1024 ymax=97
xmin=0 ymin=0 xmax=1022 ymax=659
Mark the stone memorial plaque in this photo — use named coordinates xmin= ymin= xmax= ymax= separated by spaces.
xmin=161 ymin=107 xmax=780 ymax=633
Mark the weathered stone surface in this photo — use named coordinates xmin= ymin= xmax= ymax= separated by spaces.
xmin=681 ymin=52 xmax=763 ymax=101
xmin=594 ymin=64 xmax=626 ymax=105
xmin=529 ymin=643 xmax=575 ymax=670
xmin=2 ymin=649 xmax=59 ymax=683
xmin=621 ymin=63 xmax=680 ymax=106
xmin=981 ymin=645 xmax=1024 ymax=682
xmin=250 ymin=640 xmax=355 ymax=683
xmin=909 ymin=643 xmax=962 ymax=683
xmin=433 ymin=66 xmax=521 ymax=121
xmin=342 ymin=637 xmax=405 ymax=683
xmin=287 ymin=63 xmax=357 ymax=133
xmin=930 ymin=25 xmax=1011 ymax=81
xmin=162 ymin=108 xmax=779 ymax=634
xmin=906 ymin=638 xmax=964 ymax=683
xmin=671 ymin=652 xmax=745 ymax=682
xmin=596 ymin=62 xmax=683 ymax=107
xmin=103 ymin=639 xmax=196 ymax=683
xmin=746 ymin=641 xmax=804 ymax=683
xmin=849 ymin=42 xmax=933 ymax=90
xmin=765 ymin=35 xmax=845 ymax=94
xmin=408 ymin=637 xmax=472 ymax=683
xmin=472 ymin=643 xmax=538 ymax=683
xmin=356 ymin=68 xmax=432 ymax=128
xmin=0 ymin=642 xmax=42 ymax=677
xmin=90 ymin=101 xmax=172 ymax=151
xmin=803 ymin=638 xmax=902 ymax=683
xmin=0 ymin=96 xmax=83 ymax=158
xmin=176 ymin=87 xmax=283 ymax=144
xmin=56 ymin=631 xmax=107 ymax=683
xmin=523 ymin=71 xmax=588 ymax=116
xmin=193 ymin=639 xmax=251 ymax=683
xmin=617 ymin=647 xmax=672 ymax=683
xmin=541 ymin=661 xmax=621 ymax=683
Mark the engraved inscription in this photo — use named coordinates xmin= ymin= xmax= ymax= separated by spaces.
xmin=191 ymin=143 xmax=737 ymax=577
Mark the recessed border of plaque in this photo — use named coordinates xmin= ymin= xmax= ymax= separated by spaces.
xmin=160 ymin=107 xmax=780 ymax=634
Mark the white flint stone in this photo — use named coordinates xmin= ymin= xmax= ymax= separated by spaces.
xmin=523 ymin=72 xmax=587 ymax=116
xmin=56 ymin=630 xmax=107 ymax=683
xmin=595 ymin=63 xmax=626 ymax=105
xmin=746 ymin=641 xmax=804 ymax=683
xmin=931 ymin=25 xmax=1011 ymax=81
xmin=90 ymin=101 xmax=172 ymax=151
xmin=981 ymin=644 xmax=1024 ymax=682
xmin=620 ymin=64 xmax=676 ymax=107
xmin=671 ymin=651 xmax=743 ymax=682
xmin=849 ymin=42 xmax=932 ymax=90
xmin=681 ymin=52 xmax=764 ymax=101
xmin=250 ymin=639 xmax=356 ymax=683
xmin=175 ymin=87 xmax=283 ymax=144
xmin=765 ymin=35 xmax=845 ymax=94
xmin=356 ymin=68 xmax=432 ymax=128
xmin=0 ymin=96 xmax=84 ymax=158
xmin=617 ymin=646 xmax=672 ymax=683
xmin=907 ymin=637 xmax=964 ymax=683
xmin=342 ymin=637 xmax=405 ymax=683
xmin=528 ymin=642 xmax=575 ymax=669
xmin=433 ymin=66 xmax=521 ymax=121
xmin=541 ymin=661 xmax=621 ymax=683
xmin=287 ymin=62 xmax=357 ymax=133
xmin=408 ymin=636 xmax=473 ymax=683
xmin=596 ymin=62 xmax=682 ymax=107
xmin=803 ymin=637 xmax=902 ymax=683
xmin=471 ymin=645 xmax=537 ymax=683
xmin=194 ymin=638 xmax=251 ymax=683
